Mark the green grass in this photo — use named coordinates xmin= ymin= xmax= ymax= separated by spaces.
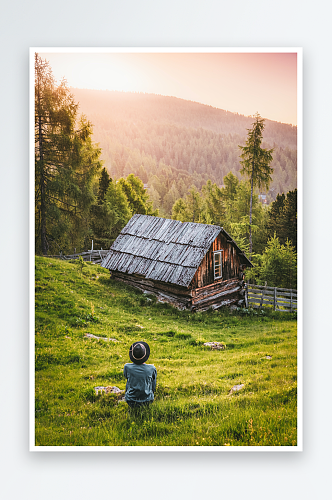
xmin=34 ymin=256 xmax=298 ymax=447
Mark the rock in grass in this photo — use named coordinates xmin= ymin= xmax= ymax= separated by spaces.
xmin=94 ymin=386 xmax=125 ymax=396
xmin=203 ymin=341 xmax=226 ymax=350
xmin=229 ymin=384 xmax=244 ymax=395
xmin=85 ymin=333 xmax=117 ymax=342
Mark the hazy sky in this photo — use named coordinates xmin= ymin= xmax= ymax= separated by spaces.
xmin=39 ymin=51 xmax=298 ymax=125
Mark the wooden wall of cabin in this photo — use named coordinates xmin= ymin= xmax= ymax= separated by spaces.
xmin=110 ymin=270 xmax=193 ymax=309
xmin=191 ymin=233 xmax=241 ymax=289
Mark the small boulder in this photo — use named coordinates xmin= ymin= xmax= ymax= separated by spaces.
xmin=229 ymin=384 xmax=244 ymax=395
xmin=94 ymin=386 xmax=125 ymax=397
xmin=203 ymin=341 xmax=226 ymax=350
xmin=85 ymin=333 xmax=117 ymax=342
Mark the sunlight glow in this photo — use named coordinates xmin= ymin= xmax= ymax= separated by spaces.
xmin=39 ymin=51 xmax=297 ymax=125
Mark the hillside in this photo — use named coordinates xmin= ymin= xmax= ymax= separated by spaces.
xmin=71 ymin=89 xmax=297 ymax=207
xmin=35 ymin=256 xmax=297 ymax=447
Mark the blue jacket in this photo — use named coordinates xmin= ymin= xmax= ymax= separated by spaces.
xmin=123 ymin=363 xmax=157 ymax=403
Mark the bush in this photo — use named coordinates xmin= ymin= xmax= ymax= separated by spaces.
xmin=247 ymin=235 xmax=297 ymax=289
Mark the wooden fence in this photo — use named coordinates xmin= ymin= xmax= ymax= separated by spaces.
xmin=245 ymin=283 xmax=297 ymax=312
xmin=44 ymin=249 xmax=109 ymax=265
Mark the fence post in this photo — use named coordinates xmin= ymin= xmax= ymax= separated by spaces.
xmin=290 ymin=290 xmax=293 ymax=313
xmin=259 ymin=282 xmax=267 ymax=310
xmin=245 ymin=284 xmax=248 ymax=308
xmin=274 ymin=287 xmax=277 ymax=311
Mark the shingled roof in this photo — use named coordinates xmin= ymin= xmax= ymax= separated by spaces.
xmin=101 ymin=214 xmax=251 ymax=287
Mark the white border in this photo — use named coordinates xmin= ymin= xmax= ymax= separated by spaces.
xmin=29 ymin=47 xmax=302 ymax=452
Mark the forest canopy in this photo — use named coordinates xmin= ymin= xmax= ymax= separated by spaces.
xmin=71 ymin=87 xmax=297 ymax=218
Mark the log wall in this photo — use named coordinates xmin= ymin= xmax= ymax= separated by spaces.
xmin=191 ymin=233 xmax=241 ymax=288
xmin=191 ymin=278 xmax=243 ymax=312
xmin=111 ymin=271 xmax=244 ymax=312
xmin=111 ymin=271 xmax=193 ymax=310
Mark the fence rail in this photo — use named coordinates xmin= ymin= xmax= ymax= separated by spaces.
xmin=245 ymin=283 xmax=297 ymax=312
xmin=44 ymin=249 xmax=109 ymax=265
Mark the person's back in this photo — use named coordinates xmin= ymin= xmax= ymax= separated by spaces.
xmin=123 ymin=341 xmax=157 ymax=407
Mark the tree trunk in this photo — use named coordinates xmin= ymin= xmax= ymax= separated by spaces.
xmin=35 ymin=57 xmax=48 ymax=255
xmin=39 ymin=114 xmax=47 ymax=255
xmin=249 ymin=166 xmax=254 ymax=259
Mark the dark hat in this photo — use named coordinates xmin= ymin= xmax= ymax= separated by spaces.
xmin=129 ymin=341 xmax=150 ymax=365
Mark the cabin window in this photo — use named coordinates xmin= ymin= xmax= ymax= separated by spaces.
xmin=213 ymin=251 xmax=223 ymax=280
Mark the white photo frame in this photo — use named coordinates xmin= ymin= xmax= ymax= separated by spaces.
xmin=30 ymin=47 xmax=302 ymax=452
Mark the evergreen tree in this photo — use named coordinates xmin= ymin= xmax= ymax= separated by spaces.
xmin=172 ymin=198 xmax=190 ymax=222
xmin=267 ymin=192 xmax=285 ymax=238
xmin=118 ymin=174 xmax=158 ymax=216
xmin=103 ymin=180 xmax=132 ymax=243
xmin=252 ymin=235 xmax=297 ymax=289
xmin=267 ymin=189 xmax=297 ymax=250
xmin=239 ymin=113 xmax=274 ymax=258
xmin=171 ymin=186 xmax=202 ymax=223
xmin=221 ymin=172 xmax=239 ymax=220
xmin=163 ymin=182 xmax=180 ymax=216
xmin=279 ymin=189 xmax=297 ymax=250
xmin=90 ymin=168 xmax=112 ymax=248
xmin=187 ymin=186 xmax=202 ymax=222
xmin=201 ymin=180 xmax=225 ymax=226
xmin=35 ymin=53 xmax=102 ymax=255
xmin=98 ymin=168 xmax=111 ymax=202
xmin=148 ymin=185 xmax=161 ymax=212
xmin=224 ymin=179 xmax=268 ymax=254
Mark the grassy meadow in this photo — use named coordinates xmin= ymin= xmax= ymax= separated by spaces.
xmin=34 ymin=256 xmax=298 ymax=447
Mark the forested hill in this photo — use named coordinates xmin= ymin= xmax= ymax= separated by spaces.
xmin=71 ymin=88 xmax=297 ymax=207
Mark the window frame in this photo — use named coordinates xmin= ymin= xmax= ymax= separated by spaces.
xmin=213 ymin=250 xmax=223 ymax=280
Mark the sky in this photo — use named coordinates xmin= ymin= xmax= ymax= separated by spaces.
xmin=39 ymin=50 xmax=298 ymax=126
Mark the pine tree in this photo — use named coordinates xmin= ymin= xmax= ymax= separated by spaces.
xmin=255 ymin=234 xmax=297 ymax=289
xmin=279 ymin=189 xmax=297 ymax=250
xmin=103 ymin=181 xmax=132 ymax=243
xmin=118 ymin=174 xmax=158 ymax=216
xmin=98 ymin=168 xmax=111 ymax=202
xmin=35 ymin=53 xmax=102 ymax=254
xmin=221 ymin=172 xmax=239 ymax=221
xmin=201 ymin=180 xmax=225 ymax=226
xmin=172 ymin=198 xmax=190 ymax=222
xmin=171 ymin=186 xmax=202 ymax=223
xmin=90 ymin=168 xmax=112 ymax=248
xmin=266 ymin=189 xmax=297 ymax=250
xmin=239 ymin=113 xmax=274 ymax=258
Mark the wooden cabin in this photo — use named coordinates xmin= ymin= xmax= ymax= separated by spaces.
xmin=101 ymin=214 xmax=252 ymax=311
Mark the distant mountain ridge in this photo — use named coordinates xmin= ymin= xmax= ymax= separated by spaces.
xmin=71 ymin=88 xmax=297 ymax=149
xmin=70 ymin=88 xmax=297 ymax=210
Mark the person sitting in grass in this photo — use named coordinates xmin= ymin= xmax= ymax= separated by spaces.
xmin=123 ymin=341 xmax=157 ymax=408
